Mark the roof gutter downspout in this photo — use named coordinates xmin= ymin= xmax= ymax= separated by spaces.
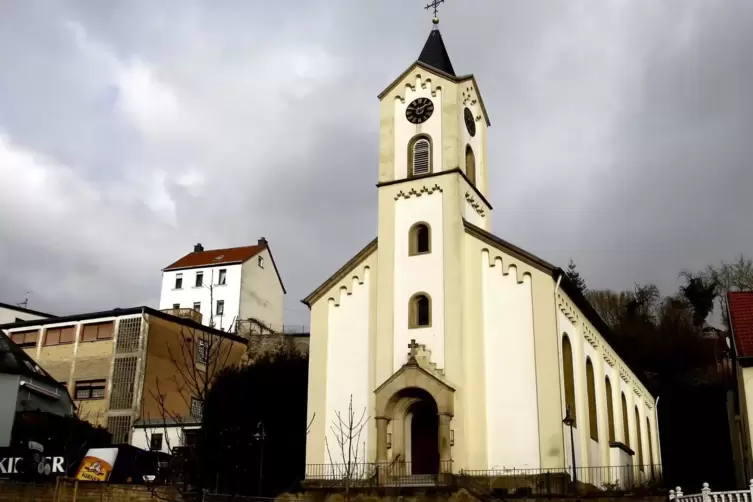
xmin=554 ymin=272 xmax=565 ymax=468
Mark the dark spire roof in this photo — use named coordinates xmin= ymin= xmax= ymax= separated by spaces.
xmin=418 ymin=28 xmax=455 ymax=77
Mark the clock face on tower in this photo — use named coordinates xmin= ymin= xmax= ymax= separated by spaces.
xmin=406 ymin=97 xmax=434 ymax=124
xmin=464 ymin=107 xmax=476 ymax=137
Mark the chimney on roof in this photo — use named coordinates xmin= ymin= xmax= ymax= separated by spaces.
xmin=258 ymin=237 xmax=267 ymax=247
xmin=194 ymin=243 xmax=204 ymax=253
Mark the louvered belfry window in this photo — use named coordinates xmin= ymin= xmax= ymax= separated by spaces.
xmin=412 ymin=138 xmax=431 ymax=176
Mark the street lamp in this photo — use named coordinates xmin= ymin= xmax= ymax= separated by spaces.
xmin=562 ymin=405 xmax=577 ymax=492
xmin=253 ymin=422 xmax=266 ymax=496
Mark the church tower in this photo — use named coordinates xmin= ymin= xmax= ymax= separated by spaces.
xmin=371 ymin=17 xmax=493 ymax=471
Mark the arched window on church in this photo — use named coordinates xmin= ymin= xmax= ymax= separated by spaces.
xmin=635 ymin=406 xmax=644 ymax=470
xmin=466 ymin=145 xmax=476 ymax=185
xmin=605 ymin=376 xmax=616 ymax=442
xmin=647 ymin=417 xmax=655 ymax=472
xmin=409 ymin=223 xmax=431 ymax=256
xmin=586 ymin=358 xmax=598 ymax=441
xmin=621 ymin=392 xmax=630 ymax=447
xmin=409 ymin=293 xmax=432 ymax=329
xmin=409 ymin=135 xmax=432 ymax=177
xmin=562 ymin=335 xmax=576 ymax=426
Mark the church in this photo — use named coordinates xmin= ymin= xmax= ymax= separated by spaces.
xmin=303 ymin=15 xmax=661 ymax=484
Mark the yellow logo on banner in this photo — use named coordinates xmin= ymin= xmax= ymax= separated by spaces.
xmin=75 ymin=450 xmax=117 ymax=482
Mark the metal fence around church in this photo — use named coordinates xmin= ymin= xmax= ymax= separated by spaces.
xmin=303 ymin=462 xmax=663 ymax=496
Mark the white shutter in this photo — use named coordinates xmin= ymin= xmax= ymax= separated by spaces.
xmin=412 ymin=139 xmax=431 ymax=176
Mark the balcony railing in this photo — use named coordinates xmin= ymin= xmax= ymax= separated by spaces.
xmin=161 ymin=308 xmax=203 ymax=324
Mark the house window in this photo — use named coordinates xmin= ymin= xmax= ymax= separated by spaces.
xmin=258 ymin=256 xmax=264 ymax=269
xmin=466 ymin=145 xmax=476 ymax=185
xmin=190 ymin=398 xmax=203 ymax=420
xmin=150 ymin=433 xmax=163 ymax=451
xmin=409 ymin=293 xmax=431 ymax=328
xmin=216 ymin=300 xmax=225 ymax=316
xmin=562 ymin=334 xmax=576 ymax=426
xmin=175 ymin=273 xmax=183 ymax=289
xmin=196 ymin=339 xmax=209 ymax=365
xmin=409 ymin=223 xmax=431 ymax=256
xmin=586 ymin=358 xmax=598 ymax=441
xmin=74 ymin=379 xmax=106 ymax=400
xmin=605 ymin=376 xmax=615 ymax=442
xmin=621 ymin=392 xmax=630 ymax=447
xmin=218 ymin=269 xmax=227 ymax=285
xmin=193 ymin=302 xmax=201 ymax=312
xmin=81 ymin=322 xmax=114 ymax=342
xmin=409 ymin=135 xmax=432 ymax=177
xmin=44 ymin=326 xmax=76 ymax=346
xmin=172 ymin=303 xmax=180 ymax=310
xmin=10 ymin=330 xmax=38 ymax=348
xmin=195 ymin=272 xmax=203 ymax=288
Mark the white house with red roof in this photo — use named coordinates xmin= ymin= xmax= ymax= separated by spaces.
xmin=158 ymin=238 xmax=286 ymax=334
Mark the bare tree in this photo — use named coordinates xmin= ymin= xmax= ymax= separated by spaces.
xmin=325 ymin=395 xmax=369 ymax=499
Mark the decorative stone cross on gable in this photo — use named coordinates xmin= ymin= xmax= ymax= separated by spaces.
xmin=408 ymin=339 xmax=420 ymax=360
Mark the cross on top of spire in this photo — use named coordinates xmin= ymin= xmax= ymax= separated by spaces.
xmin=425 ymin=0 xmax=445 ymax=24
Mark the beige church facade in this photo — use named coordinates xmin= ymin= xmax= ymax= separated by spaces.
xmin=303 ymin=25 xmax=661 ymax=481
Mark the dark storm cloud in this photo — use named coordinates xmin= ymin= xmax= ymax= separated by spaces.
xmin=0 ymin=1 xmax=750 ymax=327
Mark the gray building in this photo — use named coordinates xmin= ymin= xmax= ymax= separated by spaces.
xmin=0 ymin=332 xmax=74 ymax=447
xmin=0 ymin=302 xmax=54 ymax=325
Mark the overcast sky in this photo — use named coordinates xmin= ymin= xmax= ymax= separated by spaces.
xmin=1 ymin=1 xmax=751 ymax=328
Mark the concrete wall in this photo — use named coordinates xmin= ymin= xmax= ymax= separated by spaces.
xmin=0 ymin=306 xmax=50 ymax=325
xmin=139 ymin=315 xmax=245 ymax=423
xmin=0 ymin=374 xmax=19 ymax=447
xmin=239 ymin=248 xmax=285 ymax=331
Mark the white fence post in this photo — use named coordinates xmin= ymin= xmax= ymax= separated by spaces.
xmin=669 ymin=489 xmax=676 ymax=501
xmin=749 ymin=479 xmax=753 ymax=502
xmin=677 ymin=486 xmax=684 ymax=499
xmin=702 ymin=483 xmax=711 ymax=502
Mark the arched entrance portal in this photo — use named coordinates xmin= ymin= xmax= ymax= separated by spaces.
xmin=408 ymin=398 xmax=439 ymax=474
xmin=374 ymin=357 xmax=455 ymax=475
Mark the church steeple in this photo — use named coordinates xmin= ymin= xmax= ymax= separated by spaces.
xmin=417 ymin=27 xmax=456 ymax=77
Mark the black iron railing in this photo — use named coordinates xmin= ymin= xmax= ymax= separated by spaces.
xmin=458 ymin=464 xmax=663 ymax=496
xmin=303 ymin=463 xmax=662 ymax=494
xmin=304 ymin=461 xmax=454 ymax=488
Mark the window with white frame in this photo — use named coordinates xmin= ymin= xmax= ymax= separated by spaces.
xmin=196 ymin=339 xmax=209 ymax=365
xmin=175 ymin=273 xmax=183 ymax=289
xmin=173 ymin=303 xmax=180 ymax=310
xmin=216 ymin=300 xmax=224 ymax=316
xmin=150 ymin=433 xmax=163 ymax=451
xmin=190 ymin=398 xmax=203 ymax=420
xmin=195 ymin=271 xmax=203 ymax=288
xmin=193 ymin=302 xmax=201 ymax=312
xmin=218 ymin=269 xmax=227 ymax=285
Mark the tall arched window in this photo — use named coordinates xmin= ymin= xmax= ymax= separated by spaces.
xmin=586 ymin=358 xmax=598 ymax=441
xmin=621 ymin=392 xmax=630 ymax=447
xmin=409 ymin=293 xmax=431 ymax=328
xmin=605 ymin=376 xmax=615 ymax=442
xmin=409 ymin=223 xmax=431 ymax=256
xmin=562 ymin=335 xmax=576 ymax=425
xmin=465 ymin=145 xmax=476 ymax=185
xmin=635 ymin=406 xmax=644 ymax=470
xmin=409 ymin=135 xmax=432 ymax=177
xmin=647 ymin=417 xmax=655 ymax=472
